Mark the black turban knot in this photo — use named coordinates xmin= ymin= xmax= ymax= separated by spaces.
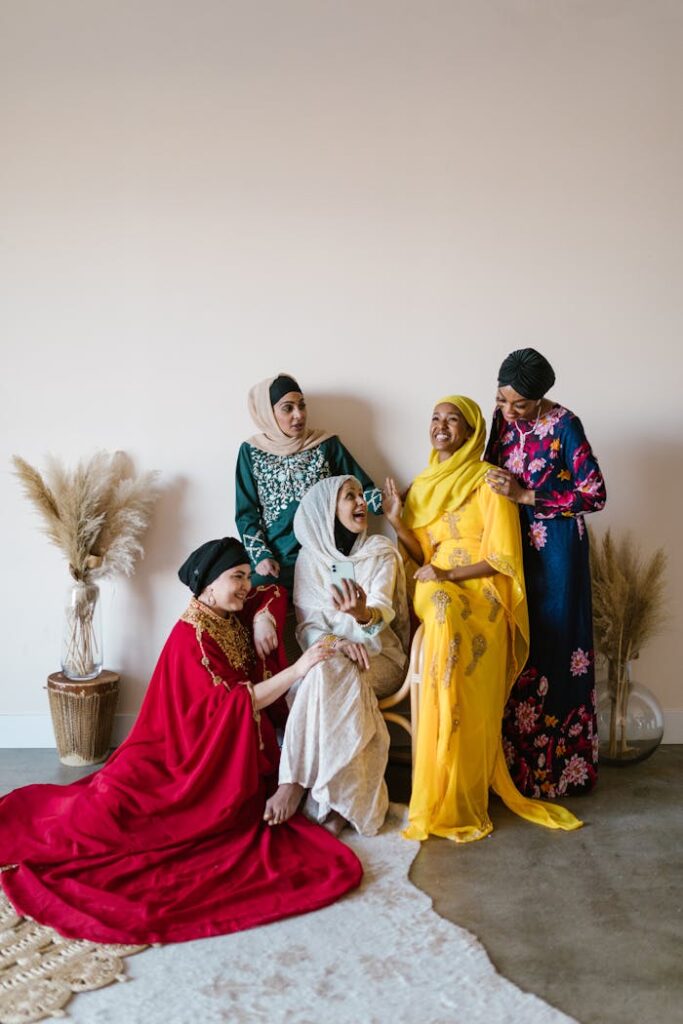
xmin=269 ymin=375 xmax=302 ymax=406
xmin=497 ymin=348 xmax=556 ymax=399
xmin=178 ymin=537 xmax=249 ymax=596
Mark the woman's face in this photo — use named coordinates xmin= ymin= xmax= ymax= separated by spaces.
xmin=336 ymin=479 xmax=367 ymax=534
xmin=495 ymin=385 xmax=541 ymax=423
xmin=204 ymin=565 xmax=252 ymax=613
xmin=430 ymin=403 xmax=472 ymax=460
xmin=273 ymin=391 xmax=307 ymax=437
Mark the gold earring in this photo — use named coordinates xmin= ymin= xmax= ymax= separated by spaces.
xmin=207 ymin=588 xmax=216 ymax=607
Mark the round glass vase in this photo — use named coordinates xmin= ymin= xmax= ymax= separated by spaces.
xmin=596 ymin=660 xmax=664 ymax=766
xmin=61 ymin=581 xmax=103 ymax=681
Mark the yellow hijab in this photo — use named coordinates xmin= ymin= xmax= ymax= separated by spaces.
xmin=403 ymin=395 xmax=490 ymax=530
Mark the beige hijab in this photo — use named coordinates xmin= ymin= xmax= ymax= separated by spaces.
xmin=247 ymin=373 xmax=333 ymax=456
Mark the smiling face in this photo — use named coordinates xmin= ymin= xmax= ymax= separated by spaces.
xmin=335 ymin=479 xmax=368 ymax=534
xmin=430 ymin=403 xmax=472 ymax=461
xmin=273 ymin=391 xmax=307 ymax=438
xmin=495 ymin=385 xmax=542 ymax=424
xmin=203 ymin=565 xmax=252 ymax=614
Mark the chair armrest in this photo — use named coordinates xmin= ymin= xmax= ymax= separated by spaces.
xmin=378 ymin=624 xmax=423 ymax=710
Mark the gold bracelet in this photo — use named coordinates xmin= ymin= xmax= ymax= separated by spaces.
xmin=358 ymin=607 xmax=381 ymax=629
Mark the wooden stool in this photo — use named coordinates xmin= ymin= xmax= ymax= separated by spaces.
xmin=46 ymin=670 xmax=120 ymax=766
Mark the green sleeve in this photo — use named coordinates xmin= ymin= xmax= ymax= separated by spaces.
xmin=235 ymin=443 xmax=275 ymax=567
xmin=326 ymin=436 xmax=384 ymax=515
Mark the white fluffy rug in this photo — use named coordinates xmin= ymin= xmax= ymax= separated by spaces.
xmin=63 ymin=805 xmax=576 ymax=1024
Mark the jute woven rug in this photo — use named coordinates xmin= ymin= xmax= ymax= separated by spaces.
xmin=0 ymin=806 xmax=577 ymax=1024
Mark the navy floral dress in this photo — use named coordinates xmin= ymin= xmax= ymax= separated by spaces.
xmin=485 ymin=405 xmax=606 ymax=797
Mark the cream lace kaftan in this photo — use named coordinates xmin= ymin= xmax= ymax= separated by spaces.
xmin=279 ymin=477 xmax=409 ymax=836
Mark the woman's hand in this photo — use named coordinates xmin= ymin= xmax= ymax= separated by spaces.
xmin=253 ymin=613 xmax=278 ymax=660
xmin=334 ymin=640 xmax=370 ymax=671
xmin=383 ymin=477 xmax=403 ymax=527
xmin=330 ymin=578 xmax=369 ymax=623
xmin=485 ymin=468 xmax=534 ymax=506
xmin=255 ymin=557 xmax=280 ymax=578
xmin=294 ymin=639 xmax=335 ymax=678
xmin=413 ymin=562 xmax=451 ymax=583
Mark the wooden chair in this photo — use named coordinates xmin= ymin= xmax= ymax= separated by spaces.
xmin=378 ymin=624 xmax=423 ymax=772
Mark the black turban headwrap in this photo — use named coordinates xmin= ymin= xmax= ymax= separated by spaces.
xmin=178 ymin=537 xmax=250 ymax=596
xmin=269 ymin=375 xmax=302 ymax=406
xmin=497 ymin=348 xmax=556 ymax=399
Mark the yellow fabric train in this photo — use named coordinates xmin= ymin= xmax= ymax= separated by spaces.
xmin=403 ymin=395 xmax=582 ymax=841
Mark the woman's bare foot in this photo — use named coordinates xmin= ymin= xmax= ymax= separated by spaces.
xmin=263 ymin=783 xmax=304 ymax=826
xmin=322 ymin=811 xmax=349 ymax=837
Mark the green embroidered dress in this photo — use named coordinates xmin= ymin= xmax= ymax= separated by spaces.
xmin=235 ymin=436 xmax=382 ymax=591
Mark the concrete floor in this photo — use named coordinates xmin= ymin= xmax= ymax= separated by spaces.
xmin=389 ymin=746 xmax=683 ymax=1024
xmin=1 ymin=747 xmax=682 ymax=1024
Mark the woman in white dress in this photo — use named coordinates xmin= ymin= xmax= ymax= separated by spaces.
xmin=263 ymin=476 xmax=409 ymax=836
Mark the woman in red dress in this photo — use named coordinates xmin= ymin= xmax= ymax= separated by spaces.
xmin=0 ymin=538 xmax=362 ymax=944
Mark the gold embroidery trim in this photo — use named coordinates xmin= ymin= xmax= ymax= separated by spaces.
xmin=181 ymin=598 xmax=253 ymax=671
xmin=444 ymin=510 xmax=463 ymax=538
xmin=482 ymin=584 xmax=502 ymax=622
xmin=465 ymin=634 xmax=487 ymax=676
xmin=429 ymin=651 xmax=439 ymax=691
xmin=487 ymin=553 xmax=521 ymax=587
xmin=447 ymin=547 xmax=472 ymax=568
xmin=181 ymin=599 xmax=264 ymax=749
xmin=442 ymin=635 xmax=461 ymax=689
xmin=430 ymin=589 xmax=452 ymax=625
xmin=458 ymin=593 xmax=472 ymax=620
xmin=238 ymin=678 xmax=264 ymax=750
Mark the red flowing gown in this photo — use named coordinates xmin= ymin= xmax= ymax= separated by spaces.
xmin=0 ymin=587 xmax=362 ymax=944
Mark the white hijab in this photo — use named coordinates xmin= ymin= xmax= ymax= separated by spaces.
xmin=293 ymin=476 xmax=410 ymax=652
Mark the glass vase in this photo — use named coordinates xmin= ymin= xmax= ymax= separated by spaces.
xmin=61 ymin=581 xmax=103 ymax=680
xmin=596 ymin=659 xmax=664 ymax=766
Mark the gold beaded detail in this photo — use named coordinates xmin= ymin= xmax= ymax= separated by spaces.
xmin=181 ymin=599 xmax=264 ymax=748
xmin=181 ymin=598 xmax=253 ymax=671
xmin=465 ymin=634 xmax=488 ymax=676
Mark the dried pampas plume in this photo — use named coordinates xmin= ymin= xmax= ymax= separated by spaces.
xmin=12 ymin=451 xmax=160 ymax=583
xmin=589 ymin=528 xmax=667 ymax=666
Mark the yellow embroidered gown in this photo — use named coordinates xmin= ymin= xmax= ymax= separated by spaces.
xmin=405 ymin=483 xmax=582 ymax=842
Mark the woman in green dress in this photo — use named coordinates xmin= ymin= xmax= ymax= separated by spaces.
xmin=235 ymin=374 xmax=382 ymax=593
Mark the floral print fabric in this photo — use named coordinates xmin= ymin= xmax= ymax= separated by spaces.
xmin=485 ymin=405 xmax=606 ymax=797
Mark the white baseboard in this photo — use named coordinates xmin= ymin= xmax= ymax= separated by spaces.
xmin=0 ymin=714 xmax=136 ymax=748
xmin=1 ymin=711 xmax=682 ymax=748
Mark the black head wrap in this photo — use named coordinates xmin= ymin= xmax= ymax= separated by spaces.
xmin=269 ymin=375 xmax=302 ymax=406
xmin=178 ymin=537 xmax=249 ymax=596
xmin=497 ymin=348 xmax=556 ymax=399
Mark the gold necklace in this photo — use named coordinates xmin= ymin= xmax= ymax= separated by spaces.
xmin=181 ymin=598 xmax=253 ymax=671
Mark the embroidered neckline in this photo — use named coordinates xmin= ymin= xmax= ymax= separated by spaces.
xmin=181 ymin=599 xmax=253 ymax=671
xmin=180 ymin=599 xmax=263 ymax=749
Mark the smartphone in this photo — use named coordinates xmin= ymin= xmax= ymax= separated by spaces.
xmin=330 ymin=561 xmax=356 ymax=593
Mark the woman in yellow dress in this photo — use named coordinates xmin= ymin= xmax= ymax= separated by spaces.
xmin=385 ymin=395 xmax=582 ymax=842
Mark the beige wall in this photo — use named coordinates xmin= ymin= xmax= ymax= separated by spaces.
xmin=1 ymin=0 xmax=681 ymax=741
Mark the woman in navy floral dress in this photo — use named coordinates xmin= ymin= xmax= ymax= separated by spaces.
xmin=485 ymin=349 xmax=606 ymax=797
